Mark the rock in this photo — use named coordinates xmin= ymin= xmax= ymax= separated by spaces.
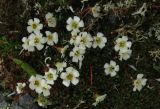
xmin=0 ymin=92 xmax=10 ymax=108
xmin=12 ymin=93 xmax=39 ymax=109
xmin=11 ymin=104 xmax=24 ymax=109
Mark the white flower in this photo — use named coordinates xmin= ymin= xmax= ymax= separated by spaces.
xmin=119 ymin=49 xmax=132 ymax=61
xmin=16 ymin=82 xmax=26 ymax=94
xmin=37 ymin=95 xmax=50 ymax=108
xmin=37 ymin=97 xmax=46 ymax=107
xmin=75 ymin=32 xmax=93 ymax=48
xmin=55 ymin=62 xmax=67 ymax=72
xmin=66 ymin=16 xmax=84 ymax=35
xmin=22 ymin=37 xmax=35 ymax=52
xmin=60 ymin=67 xmax=80 ymax=87
xmin=114 ymin=36 xmax=132 ymax=52
xmin=70 ymin=36 xmax=77 ymax=45
xmin=44 ymin=68 xmax=58 ymax=85
xmin=27 ymin=18 xmax=43 ymax=33
xmin=45 ymin=31 xmax=58 ymax=46
xmin=133 ymin=74 xmax=147 ymax=92
xmin=60 ymin=45 xmax=69 ymax=58
xmin=104 ymin=60 xmax=119 ymax=77
xmin=92 ymin=4 xmax=101 ymax=18
xmin=93 ymin=32 xmax=107 ymax=49
xmin=41 ymin=80 xmax=51 ymax=97
xmin=45 ymin=12 xmax=57 ymax=27
xmin=28 ymin=32 xmax=46 ymax=50
xmin=92 ymin=94 xmax=107 ymax=106
xmin=29 ymin=75 xmax=44 ymax=94
xmin=70 ymin=46 xmax=85 ymax=63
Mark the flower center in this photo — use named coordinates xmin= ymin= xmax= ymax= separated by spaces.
xmin=37 ymin=96 xmax=46 ymax=105
xmin=81 ymin=37 xmax=86 ymax=44
xmin=75 ymin=50 xmax=80 ymax=56
xmin=96 ymin=37 xmax=101 ymax=44
xmin=34 ymin=80 xmax=40 ymax=86
xmin=47 ymin=35 xmax=53 ymax=40
xmin=72 ymin=21 xmax=78 ymax=29
xmin=47 ymin=73 xmax=53 ymax=80
xmin=109 ymin=65 xmax=114 ymax=72
xmin=32 ymin=23 xmax=37 ymax=29
xmin=135 ymin=79 xmax=141 ymax=87
xmin=119 ymin=41 xmax=126 ymax=48
xmin=34 ymin=37 xmax=40 ymax=44
xmin=66 ymin=73 xmax=73 ymax=80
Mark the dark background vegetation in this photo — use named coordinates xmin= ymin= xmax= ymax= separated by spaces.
xmin=0 ymin=0 xmax=160 ymax=109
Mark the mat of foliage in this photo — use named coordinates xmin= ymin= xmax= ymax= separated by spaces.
xmin=0 ymin=0 xmax=160 ymax=109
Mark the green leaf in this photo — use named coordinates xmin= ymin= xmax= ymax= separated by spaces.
xmin=13 ymin=58 xmax=37 ymax=77
xmin=13 ymin=58 xmax=22 ymax=65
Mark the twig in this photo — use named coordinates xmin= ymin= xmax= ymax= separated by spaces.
xmin=7 ymin=91 xmax=16 ymax=97
xmin=73 ymin=100 xmax=85 ymax=109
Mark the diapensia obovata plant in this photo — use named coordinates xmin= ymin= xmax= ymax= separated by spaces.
xmin=15 ymin=0 xmax=151 ymax=107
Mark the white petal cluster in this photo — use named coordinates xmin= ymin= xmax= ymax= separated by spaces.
xmin=114 ymin=36 xmax=132 ymax=52
xmin=114 ymin=36 xmax=132 ymax=61
xmin=66 ymin=16 xmax=84 ymax=35
xmin=27 ymin=18 xmax=43 ymax=33
xmin=75 ymin=32 xmax=93 ymax=48
xmin=133 ymin=74 xmax=147 ymax=92
xmin=66 ymin=16 xmax=107 ymax=69
xmin=29 ymin=74 xmax=45 ymax=94
xmin=104 ymin=60 xmax=119 ymax=77
xmin=55 ymin=61 xmax=67 ymax=73
xmin=29 ymin=68 xmax=58 ymax=97
xmin=60 ymin=45 xmax=69 ymax=58
xmin=119 ymin=49 xmax=132 ymax=61
xmin=70 ymin=46 xmax=85 ymax=63
xmin=22 ymin=17 xmax=59 ymax=52
xmin=41 ymin=81 xmax=51 ymax=97
xmin=16 ymin=82 xmax=26 ymax=94
xmin=69 ymin=32 xmax=93 ymax=68
xmin=22 ymin=37 xmax=35 ymax=52
xmin=28 ymin=64 xmax=81 ymax=97
xmin=37 ymin=95 xmax=50 ymax=108
xmin=92 ymin=4 xmax=101 ymax=18
xmin=28 ymin=32 xmax=46 ymax=50
xmin=60 ymin=67 xmax=79 ymax=87
xmin=92 ymin=94 xmax=107 ymax=106
xmin=45 ymin=12 xmax=57 ymax=27
xmin=45 ymin=31 xmax=58 ymax=46
xmin=93 ymin=32 xmax=107 ymax=49
xmin=44 ymin=68 xmax=58 ymax=85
